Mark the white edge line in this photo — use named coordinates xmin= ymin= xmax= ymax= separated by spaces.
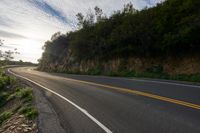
xmin=59 ymin=73 xmax=200 ymax=88
xmin=101 ymin=75 xmax=200 ymax=88
xmin=8 ymin=69 xmax=112 ymax=133
xmin=127 ymin=78 xmax=200 ymax=88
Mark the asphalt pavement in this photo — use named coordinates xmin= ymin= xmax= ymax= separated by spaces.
xmin=8 ymin=67 xmax=200 ymax=133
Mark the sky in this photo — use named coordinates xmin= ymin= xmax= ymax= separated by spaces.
xmin=0 ymin=0 xmax=162 ymax=63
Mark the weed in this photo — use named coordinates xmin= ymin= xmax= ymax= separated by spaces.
xmin=15 ymin=87 xmax=33 ymax=102
xmin=19 ymin=106 xmax=38 ymax=120
xmin=0 ymin=92 xmax=10 ymax=108
xmin=0 ymin=111 xmax=12 ymax=125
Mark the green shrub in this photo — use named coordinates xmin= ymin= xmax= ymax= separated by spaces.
xmin=19 ymin=106 xmax=38 ymax=120
xmin=86 ymin=64 xmax=102 ymax=75
xmin=6 ymin=93 xmax=16 ymax=102
xmin=146 ymin=65 xmax=164 ymax=74
xmin=15 ymin=87 xmax=33 ymax=102
xmin=8 ymin=76 xmax=16 ymax=85
xmin=170 ymin=74 xmax=200 ymax=82
xmin=0 ymin=76 xmax=16 ymax=91
xmin=0 ymin=111 xmax=12 ymax=125
xmin=117 ymin=70 xmax=136 ymax=77
xmin=0 ymin=92 xmax=10 ymax=107
xmin=87 ymin=68 xmax=101 ymax=75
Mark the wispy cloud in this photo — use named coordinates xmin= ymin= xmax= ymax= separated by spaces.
xmin=27 ymin=0 xmax=68 ymax=24
xmin=0 ymin=30 xmax=27 ymax=39
xmin=0 ymin=16 xmax=16 ymax=28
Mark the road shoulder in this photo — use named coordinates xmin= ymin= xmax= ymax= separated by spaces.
xmin=30 ymin=83 xmax=66 ymax=133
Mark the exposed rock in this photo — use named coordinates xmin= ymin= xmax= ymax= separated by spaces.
xmin=0 ymin=114 xmax=37 ymax=133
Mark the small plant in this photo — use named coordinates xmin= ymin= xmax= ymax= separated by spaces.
xmin=0 ymin=111 xmax=13 ymax=125
xmin=86 ymin=64 xmax=102 ymax=75
xmin=8 ymin=76 xmax=16 ymax=85
xmin=19 ymin=106 xmax=38 ymax=120
xmin=15 ymin=87 xmax=33 ymax=102
xmin=146 ymin=65 xmax=164 ymax=74
xmin=87 ymin=68 xmax=101 ymax=75
xmin=0 ymin=69 xmax=38 ymax=127
xmin=0 ymin=75 xmax=16 ymax=90
xmin=0 ymin=92 xmax=10 ymax=108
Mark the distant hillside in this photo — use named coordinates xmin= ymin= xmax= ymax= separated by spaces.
xmin=0 ymin=60 xmax=37 ymax=67
xmin=38 ymin=0 xmax=200 ymax=78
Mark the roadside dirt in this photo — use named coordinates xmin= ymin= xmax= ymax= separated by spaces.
xmin=0 ymin=114 xmax=37 ymax=133
xmin=26 ymin=82 xmax=66 ymax=133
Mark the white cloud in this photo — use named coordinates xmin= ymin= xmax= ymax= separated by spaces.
xmin=0 ymin=0 xmax=161 ymax=63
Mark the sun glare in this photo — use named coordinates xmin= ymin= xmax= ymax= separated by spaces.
xmin=17 ymin=39 xmax=42 ymax=53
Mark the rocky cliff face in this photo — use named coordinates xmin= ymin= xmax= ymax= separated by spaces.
xmin=38 ymin=55 xmax=200 ymax=75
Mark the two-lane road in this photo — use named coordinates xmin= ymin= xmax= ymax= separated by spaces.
xmin=8 ymin=67 xmax=200 ymax=133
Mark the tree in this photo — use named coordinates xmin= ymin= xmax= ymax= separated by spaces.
xmin=76 ymin=13 xmax=84 ymax=29
xmin=0 ymin=39 xmax=4 ymax=46
xmin=0 ymin=39 xmax=4 ymax=59
xmin=39 ymin=0 xmax=200 ymax=72
xmin=51 ymin=32 xmax=61 ymax=41
xmin=94 ymin=6 xmax=103 ymax=22
xmin=4 ymin=50 xmax=14 ymax=61
xmin=0 ymin=39 xmax=19 ymax=62
xmin=84 ymin=9 xmax=95 ymax=27
xmin=76 ymin=9 xmax=95 ymax=29
xmin=123 ymin=2 xmax=137 ymax=14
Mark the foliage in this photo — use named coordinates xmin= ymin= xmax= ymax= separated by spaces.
xmin=38 ymin=0 xmax=200 ymax=81
xmin=15 ymin=87 xmax=33 ymax=102
xmin=19 ymin=106 xmax=38 ymax=120
xmin=0 ymin=69 xmax=16 ymax=108
xmin=0 ymin=92 xmax=9 ymax=108
xmin=87 ymin=67 xmax=101 ymax=75
xmin=0 ymin=38 xmax=19 ymax=62
xmin=106 ymin=70 xmax=200 ymax=82
xmin=0 ymin=69 xmax=37 ymax=123
xmin=0 ymin=72 xmax=15 ymax=91
xmin=0 ymin=111 xmax=12 ymax=125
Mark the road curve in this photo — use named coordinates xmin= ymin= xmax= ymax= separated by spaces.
xmin=8 ymin=67 xmax=200 ymax=133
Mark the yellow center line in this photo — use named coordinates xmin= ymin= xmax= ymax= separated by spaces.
xmin=64 ymin=77 xmax=200 ymax=110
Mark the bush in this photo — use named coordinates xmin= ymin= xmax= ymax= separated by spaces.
xmin=87 ymin=68 xmax=101 ymax=75
xmin=170 ymin=74 xmax=200 ymax=82
xmin=15 ymin=87 xmax=33 ymax=102
xmin=146 ymin=65 xmax=164 ymax=74
xmin=0 ymin=111 xmax=12 ymax=125
xmin=0 ymin=92 xmax=10 ymax=108
xmin=0 ymin=76 xmax=9 ymax=90
xmin=19 ymin=106 xmax=38 ymax=120
xmin=0 ymin=76 xmax=16 ymax=91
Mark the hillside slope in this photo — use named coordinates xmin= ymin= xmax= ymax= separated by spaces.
xmin=38 ymin=0 xmax=200 ymax=79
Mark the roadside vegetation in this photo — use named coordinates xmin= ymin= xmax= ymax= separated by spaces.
xmin=63 ymin=67 xmax=200 ymax=83
xmin=108 ymin=70 xmax=200 ymax=83
xmin=0 ymin=68 xmax=38 ymax=131
xmin=38 ymin=0 xmax=200 ymax=83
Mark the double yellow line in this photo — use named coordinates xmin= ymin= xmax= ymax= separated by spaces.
xmin=64 ymin=77 xmax=200 ymax=110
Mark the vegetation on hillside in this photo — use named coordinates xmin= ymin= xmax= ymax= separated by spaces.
xmin=0 ymin=60 xmax=37 ymax=67
xmin=0 ymin=69 xmax=38 ymax=125
xmin=38 ymin=0 xmax=200 ymax=81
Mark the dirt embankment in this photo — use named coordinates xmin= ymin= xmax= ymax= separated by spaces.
xmin=42 ymin=55 xmax=200 ymax=75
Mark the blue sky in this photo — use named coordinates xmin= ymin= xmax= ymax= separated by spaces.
xmin=0 ymin=0 xmax=162 ymax=63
